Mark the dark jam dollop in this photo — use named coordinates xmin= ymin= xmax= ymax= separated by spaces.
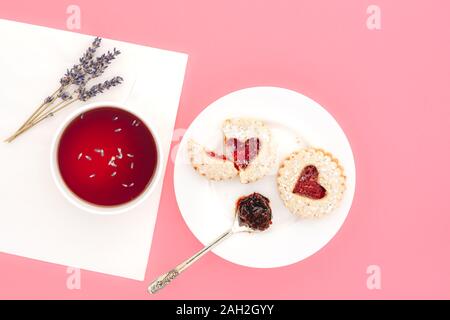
xmin=293 ymin=165 xmax=327 ymax=200
xmin=236 ymin=193 xmax=272 ymax=231
xmin=226 ymin=137 xmax=260 ymax=170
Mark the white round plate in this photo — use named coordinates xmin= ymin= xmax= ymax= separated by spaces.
xmin=174 ymin=87 xmax=356 ymax=268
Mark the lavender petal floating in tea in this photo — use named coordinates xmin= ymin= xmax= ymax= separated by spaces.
xmin=4 ymin=37 xmax=124 ymax=143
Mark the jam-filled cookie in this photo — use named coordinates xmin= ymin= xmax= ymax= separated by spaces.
xmin=277 ymin=148 xmax=346 ymax=218
xmin=188 ymin=118 xmax=275 ymax=184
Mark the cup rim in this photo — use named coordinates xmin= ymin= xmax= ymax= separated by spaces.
xmin=50 ymin=101 xmax=163 ymax=215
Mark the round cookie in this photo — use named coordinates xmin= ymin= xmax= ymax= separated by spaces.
xmin=277 ymin=148 xmax=346 ymax=218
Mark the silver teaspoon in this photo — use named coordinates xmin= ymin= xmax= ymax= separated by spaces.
xmin=148 ymin=214 xmax=257 ymax=294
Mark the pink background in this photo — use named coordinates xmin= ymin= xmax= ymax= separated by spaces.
xmin=1 ymin=0 xmax=450 ymax=299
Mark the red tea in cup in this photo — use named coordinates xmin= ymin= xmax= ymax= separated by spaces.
xmin=57 ymin=107 xmax=158 ymax=207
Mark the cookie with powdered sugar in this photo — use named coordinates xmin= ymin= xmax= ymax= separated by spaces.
xmin=222 ymin=118 xmax=275 ymax=184
xmin=277 ymin=148 xmax=346 ymax=218
xmin=188 ymin=139 xmax=238 ymax=181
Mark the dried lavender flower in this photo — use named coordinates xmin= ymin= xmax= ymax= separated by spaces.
xmin=58 ymin=91 xmax=72 ymax=101
xmin=44 ymin=96 xmax=55 ymax=104
xmin=78 ymin=76 xmax=124 ymax=101
xmin=79 ymin=37 xmax=101 ymax=65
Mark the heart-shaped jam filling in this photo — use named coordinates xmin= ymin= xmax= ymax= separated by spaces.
xmin=293 ymin=165 xmax=327 ymax=200
xmin=226 ymin=137 xmax=260 ymax=170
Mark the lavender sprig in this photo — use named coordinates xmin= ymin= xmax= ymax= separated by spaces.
xmin=78 ymin=76 xmax=124 ymax=101
xmin=79 ymin=37 xmax=101 ymax=65
xmin=5 ymin=37 xmax=124 ymax=143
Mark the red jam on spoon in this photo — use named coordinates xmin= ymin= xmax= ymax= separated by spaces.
xmin=236 ymin=192 xmax=272 ymax=231
xmin=293 ymin=165 xmax=327 ymax=200
xmin=57 ymin=107 xmax=158 ymax=207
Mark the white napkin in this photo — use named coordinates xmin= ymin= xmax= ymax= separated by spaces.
xmin=0 ymin=19 xmax=188 ymax=280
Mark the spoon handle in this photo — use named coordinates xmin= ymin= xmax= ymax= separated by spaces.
xmin=148 ymin=229 xmax=233 ymax=294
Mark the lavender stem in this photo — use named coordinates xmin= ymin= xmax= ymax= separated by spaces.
xmin=16 ymin=86 xmax=63 ymax=132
